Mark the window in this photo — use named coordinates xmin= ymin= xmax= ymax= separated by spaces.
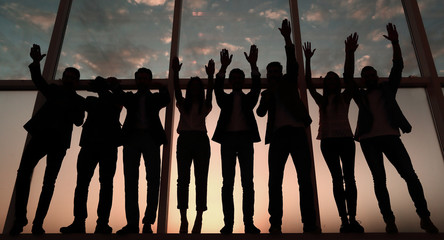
xmin=0 ymin=1 xmax=57 ymax=80
xmin=309 ymin=88 xmax=444 ymax=232
xmin=418 ymin=0 xmax=444 ymax=76
xmin=0 ymin=91 xmax=37 ymax=231
xmin=299 ymin=0 xmax=420 ymax=78
xmin=56 ymin=0 xmax=174 ymax=79
xmin=179 ymin=0 xmax=289 ymax=77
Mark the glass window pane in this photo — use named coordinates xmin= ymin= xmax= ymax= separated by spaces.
xmin=1 ymin=90 xmax=165 ymax=233
xmin=418 ymin=0 xmax=444 ymax=76
xmin=299 ymin=0 xmax=420 ymax=78
xmin=168 ymin=90 xmax=307 ymax=233
xmin=0 ymin=91 xmax=37 ymax=233
xmin=0 ymin=1 xmax=58 ymax=80
xmin=179 ymin=0 xmax=290 ymax=77
xmin=57 ymin=0 xmax=174 ymax=79
xmin=309 ymin=88 xmax=444 ymax=232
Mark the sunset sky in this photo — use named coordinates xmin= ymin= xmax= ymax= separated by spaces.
xmin=0 ymin=0 xmax=443 ymax=234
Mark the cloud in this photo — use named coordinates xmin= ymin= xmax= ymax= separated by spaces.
xmin=259 ymin=9 xmax=288 ymax=21
xmin=216 ymin=25 xmax=225 ymax=32
xmin=67 ymin=41 xmax=161 ymax=78
xmin=372 ymin=0 xmax=404 ymax=20
xmin=305 ymin=10 xmax=324 ymax=22
xmin=245 ymin=37 xmax=260 ymax=45
xmin=357 ymin=55 xmax=371 ymax=70
xmin=350 ymin=9 xmax=370 ymax=21
xmin=301 ymin=4 xmax=327 ymax=22
xmin=166 ymin=0 xmax=175 ymax=11
xmin=368 ymin=29 xmax=385 ymax=42
xmin=217 ymin=42 xmax=244 ymax=52
xmin=1 ymin=3 xmax=55 ymax=32
xmin=127 ymin=0 xmax=167 ymax=6
xmin=187 ymin=0 xmax=208 ymax=10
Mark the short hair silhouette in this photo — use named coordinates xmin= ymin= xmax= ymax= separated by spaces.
xmin=229 ymin=68 xmax=245 ymax=80
xmin=135 ymin=67 xmax=153 ymax=79
xmin=266 ymin=61 xmax=283 ymax=72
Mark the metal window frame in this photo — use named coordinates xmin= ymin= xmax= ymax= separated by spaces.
xmin=3 ymin=0 xmax=444 ymax=234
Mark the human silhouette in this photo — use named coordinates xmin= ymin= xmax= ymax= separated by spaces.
xmin=256 ymin=19 xmax=319 ymax=234
xmin=10 ymin=44 xmax=85 ymax=235
xmin=303 ymin=34 xmax=364 ymax=233
xmin=353 ymin=23 xmax=438 ymax=234
xmin=60 ymin=76 xmax=122 ymax=234
xmin=116 ymin=68 xmax=170 ymax=234
xmin=171 ymin=57 xmax=214 ymax=234
xmin=212 ymin=46 xmax=261 ymax=234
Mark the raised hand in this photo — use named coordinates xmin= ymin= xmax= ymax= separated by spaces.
xmin=345 ymin=32 xmax=359 ymax=53
xmin=206 ymin=59 xmax=215 ymax=76
xmin=172 ymin=56 xmax=182 ymax=73
xmin=279 ymin=19 xmax=291 ymax=38
xmin=30 ymin=44 xmax=46 ymax=63
xmin=244 ymin=45 xmax=258 ymax=67
xmin=383 ymin=23 xmax=398 ymax=43
xmin=220 ymin=48 xmax=233 ymax=69
xmin=303 ymin=42 xmax=316 ymax=59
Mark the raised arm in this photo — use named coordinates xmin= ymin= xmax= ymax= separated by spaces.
xmin=244 ymin=44 xmax=261 ymax=102
xmin=383 ymin=23 xmax=403 ymax=92
xmin=172 ymin=56 xmax=184 ymax=103
xmin=29 ymin=44 xmax=51 ymax=96
xmin=205 ymin=59 xmax=215 ymax=106
xmin=279 ymin=19 xmax=298 ymax=77
xmin=214 ymin=49 xmax=232 ymax=106
xmin=344 ymin=33 xmax=358 ymax=76
xmin=303 ymin=42 xmax=322 ymax=103
xmin=343 ymin=33 xmax=359 ymax=99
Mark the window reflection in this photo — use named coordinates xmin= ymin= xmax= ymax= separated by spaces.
xmin=179 ymin=0 xmax=289 ymax=78
xmin=418 ymin=0 xmax=444 ymax=76
xmin=0 ymin=1 xmax=57 ymax=80
xmin=56 ymin=0 xmax=174 ymax=80
xmin=299 ymin=0 xmax=420 ymax=78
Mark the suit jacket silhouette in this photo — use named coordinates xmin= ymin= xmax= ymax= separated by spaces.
xmin=79 ymin=93 xmax=123 ymax=147
xmin=24 ymin=62 xmax=85 ymax=149
xmin=120 ymin=88 xmax=170 ymax=146
xmin=257 ymin=44 xmax=312 ymax=144
xmin=212 ymin=70 xmax=261 ymax=143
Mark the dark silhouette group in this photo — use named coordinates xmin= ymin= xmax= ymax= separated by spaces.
xmin=9 ymin=19 xmax=439 ymax=235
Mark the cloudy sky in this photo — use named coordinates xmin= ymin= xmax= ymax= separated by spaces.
xmin=0 ymin=0 xmax=443 ymax=234
xmin=0 ymin=0 xmax=443 ymax=80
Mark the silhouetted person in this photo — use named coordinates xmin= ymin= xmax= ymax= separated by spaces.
xmin=10 ymin=44 xmax=85 ymax=235
xmin=256 ymin=19 xmax=319 ymax=234
xmin=212 ymin=46 xmax=261 ymax=234
xmin=354 ymin=23 xmax=438 ymax=234
xmin=171 ymin=57 xmax=214 ymax=234
xmin=303 ymin=34 xmax=364 ymax=233
xmin=116 ymin=68 xmax=170 ymax=234
xmin=60 ymin=77 xmax=122 ymax=234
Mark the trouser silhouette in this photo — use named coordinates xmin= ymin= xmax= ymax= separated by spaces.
xmin=268 ymin=127 xmax=317 ymax=230
xmin=220 ymin=132 xmax=255 ymax=226
xmin=122 ymin=132 xmax=161 ymax=226
xmin=73 ymin=146 xmax=117 ymax=225
xmin=321 ymin=137 xmax=357 ymax=219
xmin=360 ymin=135 xmax=430 ymax=223
xmin=14 ymin=136 xmax=67 ymax=226
xmin=176 ymin=132 xmax=210 ymax=211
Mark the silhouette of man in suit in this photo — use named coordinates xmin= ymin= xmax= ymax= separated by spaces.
xmin=10 ymin=44 xmax=85 ymax=235
xmin=213 ymin=46 xmax=261 ymax=234
xmin=256 ymin=19 xmax=319 ymax=234
xmin=353 ymin=23 xmax=439 ymax=234
xmin=116 ymin=68 xmax=170 ymax=234
xmin=60 ymin=76 xmax=122 ymax=234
